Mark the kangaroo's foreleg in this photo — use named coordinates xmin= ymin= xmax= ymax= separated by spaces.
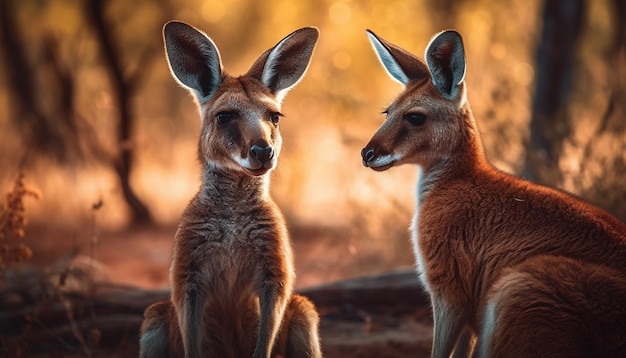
xmin=431 ymin=297 xmax=466 ymax=358
xmin=254 ymin=280 xmax=289 ymax=358
xmin=175 ymin=284 xmax=205 ymax=358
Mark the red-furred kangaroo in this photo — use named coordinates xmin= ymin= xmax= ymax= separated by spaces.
xmin=139 ymin=22 xmax=321 ymax=358
xmin=361 ymin=29 xmax=626 ymax=358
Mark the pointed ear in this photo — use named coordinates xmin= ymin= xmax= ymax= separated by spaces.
xmin=366 ymin=30 xmax=429 ymax=85
xmin=425 ymin=30 xmax=466 ymax=99
xmin=163 ymin=21 xmax=223 ymax=102
xmin=247 ymin=27 xmax=319 ymax=102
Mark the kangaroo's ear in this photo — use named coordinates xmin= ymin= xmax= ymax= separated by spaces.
xmin=247 ymin=27 xmax=319 ymax=103
xmin=425 ymin=30 xmax=466 ymax=99
xmin=163 ymin=21 xmax=223 ymax=102
xmin=366 ymin=30 xmax=429 ymax=85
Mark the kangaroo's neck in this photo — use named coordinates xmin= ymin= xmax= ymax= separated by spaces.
xmin=198 ymin=166 xmax=271 ymax=204
xmin=418 ymin=105 xmax=488 ymax=201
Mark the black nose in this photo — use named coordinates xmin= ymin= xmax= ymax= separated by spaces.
xmin=361 ymin=148 xmax=375 ymax=162
xmin=250 ymin=144 xmax=274 ymax=163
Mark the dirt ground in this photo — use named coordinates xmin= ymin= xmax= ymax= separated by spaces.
xmin=22 ymin=222 xmax=411 ymax=290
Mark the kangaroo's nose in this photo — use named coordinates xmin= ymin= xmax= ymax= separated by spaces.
xmin=361 ymin=148 xmax=375 ymax=162
xmin=250 ymin=144 xmax=274 ymax=164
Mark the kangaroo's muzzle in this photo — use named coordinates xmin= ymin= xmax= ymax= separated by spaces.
xmin=361 ymin=147 xmax=375 ymax=166
xmin=247 ymin=143 xmax=275 ymax=174
xmin=361 ymin=146 xmax=395 ymax=171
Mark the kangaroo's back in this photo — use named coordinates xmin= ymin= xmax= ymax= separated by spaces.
xmin=361 ymin=29 xmax=626 ymax=358
xmin=421 ymin=165 xmax=626 ymax=274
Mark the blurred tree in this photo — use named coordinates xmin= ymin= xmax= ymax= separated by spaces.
xmin=0 ymin=1 xmax=88 ymax=164
xmin=608 ymin=0 xmax=626 ymax=118
xmin=573 ymin=0 xmax=626 ymax=220
xmin=86 ymin=0 xmax=154 ymax=226
xmin=523 ymin=0 xmax=584 ymax=184
xmin=0 ymin=0 xmax=168 ymax=226
xmin=427 ymin=0 xmax=461 ymax=30
xmin=523 ymin=0 xmax=626 ymax=221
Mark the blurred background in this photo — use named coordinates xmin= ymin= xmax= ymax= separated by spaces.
xmin=1 ymin=0 xmax=624 ymax=289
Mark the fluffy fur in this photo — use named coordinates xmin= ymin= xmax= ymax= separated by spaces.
xmin=362 ymin=29 xmax=626 ymax=357
xmin=140 ymin=22 xmax=321 ymax=358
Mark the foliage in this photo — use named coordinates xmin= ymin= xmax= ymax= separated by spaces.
xmin=0 ymin=173 xmax=38 ymax=273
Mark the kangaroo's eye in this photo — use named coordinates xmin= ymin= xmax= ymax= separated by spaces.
xmin=216 ymin=111 xmax=237 ymax=125
xmin=269 ymin=112 xmax=282 ymax=126
xmin=404 ymin=112 xmax=427 ymax=126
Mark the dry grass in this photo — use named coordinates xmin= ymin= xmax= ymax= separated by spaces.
xmin=0 ymin=173 xmax=39 ymax=273
xmin=0 ymin=173 xmax=111 ymax=357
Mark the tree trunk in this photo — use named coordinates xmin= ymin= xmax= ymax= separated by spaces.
xmin=87 ymin=0 xmax=153 ymax=226
xmin=0 ymin=1 xmax=79 ymax=164
xmin=523 ymin=0 xmax=585 ymax=185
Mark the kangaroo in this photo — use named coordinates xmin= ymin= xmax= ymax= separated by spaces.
xmin=139 ymin=22 xmax=321 ymax=358
xmin=361 ymin=29 xmax=626 ymax=357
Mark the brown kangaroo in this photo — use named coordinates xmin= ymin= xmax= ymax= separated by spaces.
xmin=139 ymin=22 xmax=321 ymax=358
xmin=361 ymin=29 xmax=626 ymax=357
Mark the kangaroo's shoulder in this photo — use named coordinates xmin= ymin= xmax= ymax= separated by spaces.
xmin=426 ymin=163 xmax=626 ymax=238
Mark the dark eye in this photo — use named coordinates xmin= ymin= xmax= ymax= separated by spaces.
xmin=269 ymin=112 xmax=282 ymax=126
xmin=216 ymin=111 xmax=237 ymax=125
xmin=404 ymin=112 xmax=427 ymax=126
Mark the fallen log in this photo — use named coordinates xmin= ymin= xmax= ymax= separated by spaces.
xmin=0 ymin=267 xmax=432 ymax=357
xmin=301 ymin=268 xmax=429 ymax=317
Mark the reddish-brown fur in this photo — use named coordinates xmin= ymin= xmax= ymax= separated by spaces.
xmin=362 ymin=29 xmax=626 ymax=357
xmin=139 ymin=22 xmax=321 ymax=358
xmin=483 ymin=255 xmax=626 ymax=357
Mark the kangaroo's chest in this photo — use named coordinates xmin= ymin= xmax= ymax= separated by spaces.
xmin=413 ymin=201 xmax=479 ymax=300
xmin=174 ymin=211 xmax=284 ymax=286
xmin=194 ymin=216 xmax=280 ymax=263
xmin=411 ymin=212 xmax=430 ymax=292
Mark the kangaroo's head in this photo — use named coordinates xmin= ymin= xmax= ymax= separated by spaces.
xmin=361 ymin=30 xmax=473 ymax=172
xmin=163 ymin=22 xmax=318 ymax=176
